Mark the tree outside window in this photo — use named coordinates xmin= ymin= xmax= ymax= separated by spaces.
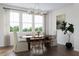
xmin=22 ymin=27 xmax=32 ymax=32
xmin=10 ymin=26 xmax=19 ymax=32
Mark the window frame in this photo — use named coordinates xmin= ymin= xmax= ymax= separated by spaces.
xmin=9 ymin=10 xmax=20 ymax=32
xmin=9 ymin=10 xmax=45 ymax=35
xmin=22 ymin=12 xmax=33 ymax=32
xmin=34 ymin=14 xmax=44 ymax=34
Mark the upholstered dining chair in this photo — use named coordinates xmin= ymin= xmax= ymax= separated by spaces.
xmin=13 ymin=32 xmax=28 ymax=52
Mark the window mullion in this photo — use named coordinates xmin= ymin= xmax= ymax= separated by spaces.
xmin=43 ymin=15 xmax=45 ymax=35
xmin=32 ymin=14 xmax=35 ymax=36
xmin=19 ymin=12 xmax=22 ymax=32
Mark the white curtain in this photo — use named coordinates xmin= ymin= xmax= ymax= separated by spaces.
xmin=3 ymin=9 xmax=11 ymax=46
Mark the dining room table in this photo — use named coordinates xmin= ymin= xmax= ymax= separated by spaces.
xmin=21 ymin=35 xmax=53 ymax=51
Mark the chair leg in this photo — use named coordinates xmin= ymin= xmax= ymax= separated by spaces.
xmin=42 ymin=43 xmax=43 ymax=51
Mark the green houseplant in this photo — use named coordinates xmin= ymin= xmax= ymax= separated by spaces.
xmin=60 ymin=21 xmax=74 ymax=49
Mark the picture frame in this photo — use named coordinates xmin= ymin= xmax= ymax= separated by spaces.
xmin=56 ymin=14 xmax=66 ymax=29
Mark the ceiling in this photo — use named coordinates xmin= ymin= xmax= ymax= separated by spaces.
xmin=3 ymin=3 xmax=73 ymax=11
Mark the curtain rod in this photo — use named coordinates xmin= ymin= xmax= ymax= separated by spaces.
xmin=3 ymin=7 xmax=28 ymax=12
xmin=3 ymin=7 xmax=47 ymax=15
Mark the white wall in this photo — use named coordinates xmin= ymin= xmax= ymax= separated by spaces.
xmin=45 ymin=4 xmax=79 ymax=51
xmin=52 ymin=5 xmax=74 ymax=46
xmin=51 ymin=4 xmax=79 ymax=51
xmin=0 ymin=5 xmax=5 ymax=47
xmin=72 ymin=4 xmax=79 ymax=51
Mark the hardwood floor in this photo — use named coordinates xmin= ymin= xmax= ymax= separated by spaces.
xmin=0 ymin=46 xmax=13 ymax=56
xmin=1 ymin=45 xmax=79 ymax=56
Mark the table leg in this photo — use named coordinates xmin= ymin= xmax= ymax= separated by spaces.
xmin=27 ymin=38 xmax=30 ymax=51
xmin=28 ymin=42 xmax=30 ymax=51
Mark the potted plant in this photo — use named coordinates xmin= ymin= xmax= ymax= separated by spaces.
xmin=60 ymin=21 xmax=74 ymax=49
xmin=37 ymin=31 xmax=40 ymax=37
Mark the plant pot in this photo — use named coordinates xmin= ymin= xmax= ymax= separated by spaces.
xmin=65 ymin=42 xmax=72 ymax=49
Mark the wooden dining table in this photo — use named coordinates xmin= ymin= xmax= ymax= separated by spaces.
xmin=25 ymin=36 xmax=52 ymax=51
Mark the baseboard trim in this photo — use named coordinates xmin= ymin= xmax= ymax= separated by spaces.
xmin=74 ymin=48 xmax=79 ymax=52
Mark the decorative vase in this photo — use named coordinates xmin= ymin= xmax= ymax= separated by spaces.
xmin=37 ymin=32 xmax=40 ymax=37
xmin=65 ymin=42 xmax=72 ymax=49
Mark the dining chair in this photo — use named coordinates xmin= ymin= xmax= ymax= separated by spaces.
xmin=13 ymin=32 xmax=28 ymax=52
xmin=30 ymin=38 xmax=45 ymax=55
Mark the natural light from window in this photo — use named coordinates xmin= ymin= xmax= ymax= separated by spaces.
xmin=34 ymin=15 xmax=44 ymax=33
xmin=22 ymin=13 xmax=32 ymax=32
xmin=10 ymin=11 xmax=19 ymax=32
xmin=10 ymin=11 xmax=44 ymax=34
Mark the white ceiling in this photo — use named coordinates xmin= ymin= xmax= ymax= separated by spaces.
xmin=3 ymin=3 xmax=73 ymax=11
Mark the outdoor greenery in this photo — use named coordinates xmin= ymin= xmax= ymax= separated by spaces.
xmin=35 ymin=27 xmax=43 ymax=32
xmin=22 ymin=27 xmax=32 ymax=32
xmin=10 ymin=26 xmax=43 ymax=32
xmin=10 ymin=26 xmax=19 ymax=32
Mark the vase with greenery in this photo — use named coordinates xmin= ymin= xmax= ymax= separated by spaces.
xmin=60 ymin=21 xmax=74 ymax=49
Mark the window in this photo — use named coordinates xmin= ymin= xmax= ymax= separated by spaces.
xmin=22 ymin=13 xmax=32 ymax=32
xmin=34 ymin=15 xmax=44 ymax=33
xmin=9 ymin=10 xmax=44 ymax=35
xmin=10 ymin=11 xmax=19 ymax=32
